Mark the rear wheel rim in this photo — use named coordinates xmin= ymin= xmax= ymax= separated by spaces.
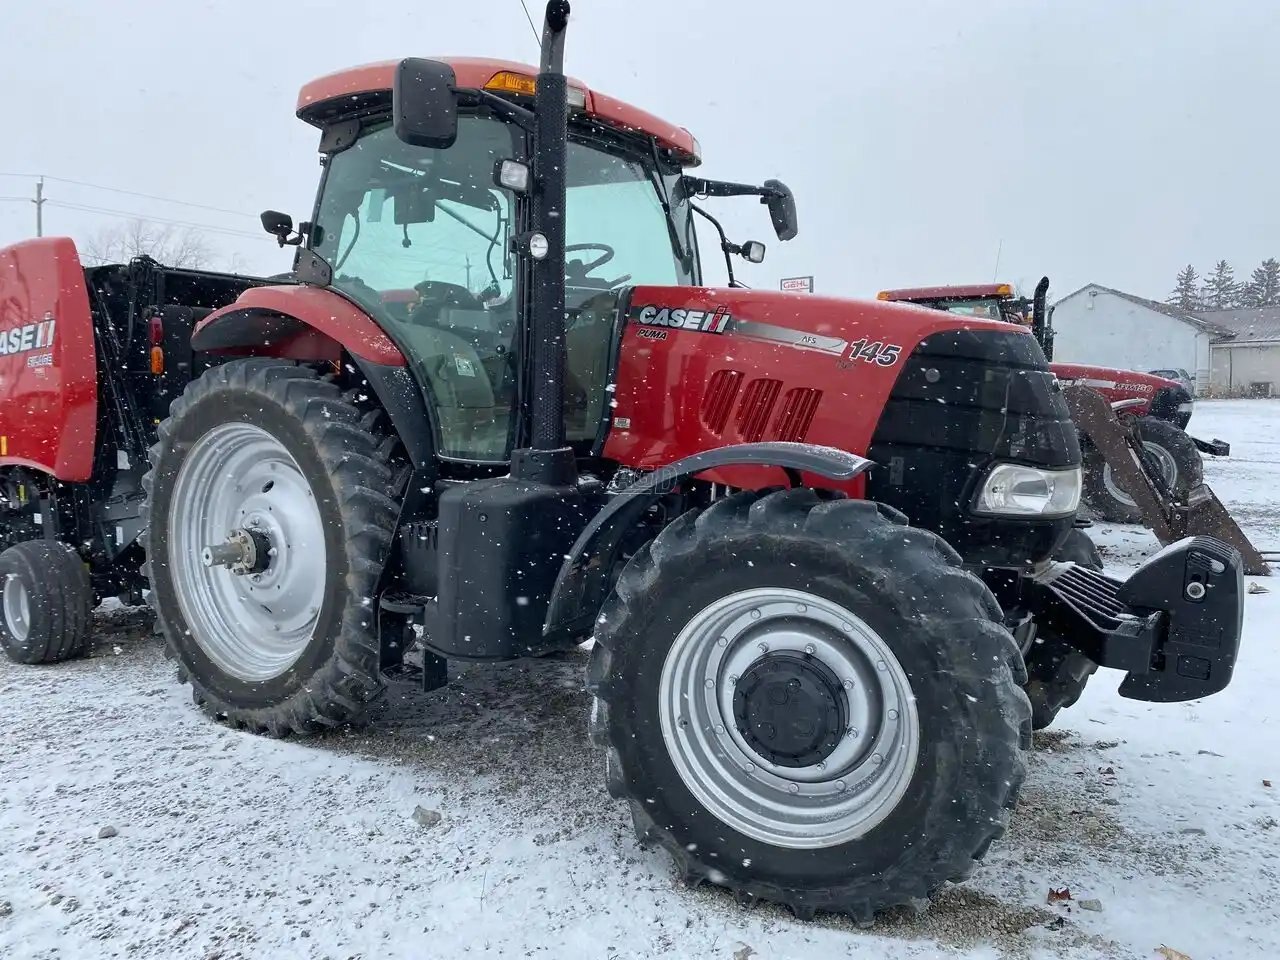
xmin=3 ymin=575 xmax=30 ymax=641
xmin=1102 ymin=440 xmax=1177 ymax=508
xmin=659 ymin=587 xmax=920 ymax=850
xmin=167 ymin=423 xmax=328 ymax=682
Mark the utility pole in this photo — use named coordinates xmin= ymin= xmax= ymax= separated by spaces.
xmin=33 ymin=177 xmax=45 ymax=237
xmin=465 ymin=254 xmax=472 ymax=291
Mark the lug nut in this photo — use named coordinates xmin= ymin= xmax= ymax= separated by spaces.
xmin=1185 ymin=581 xmax=1206 ymax=600
xmin=887 ymin=709 xmax=899 ymax=721
xmin=842 ymin=679 xmax=854 ymax=690
xmin=757 ymin=642 xmax=769 ymax=654
xmin=704 ymin=678 xmax=715 ymax=689
xmin=787 ymin=783 xmax=799 ymax=794
xmin=750 ymin=609 xmax=762 ymax=620
xmin=804 ymin=644 xmax=816 ymax=655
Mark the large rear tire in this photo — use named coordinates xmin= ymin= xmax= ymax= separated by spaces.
xmin=587 ymin=489 xmax=1030 ymax=921
xmin=0 ymin=540 xmax=92 ymax=664
xmin=1024 ymin=528 xmax=1103 ymax=730
xmin=142 ymin=360 xmax=400 ymax=735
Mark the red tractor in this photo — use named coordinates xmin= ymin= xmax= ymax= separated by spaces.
xmin=0 ymin=3 xmax=1246 ymax=920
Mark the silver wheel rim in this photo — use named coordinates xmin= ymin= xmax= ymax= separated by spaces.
xmin=3 ymin=575 xmax=30 ymax=641
xmin=659 ymin=587 xmax=920 ymax=850
xmin=168 ymin=423 xmax=327 ymax=682
xmin=1102 ymin=440 xmax=1177 ymax=509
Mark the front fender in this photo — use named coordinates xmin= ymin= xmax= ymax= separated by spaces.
xmin=192 ymin=285 xmax=404 ymax=366
xmin=542 ymin=442 xmax=873 ymax=637
xmin=193 ymin=286 xmax=440 ymax=466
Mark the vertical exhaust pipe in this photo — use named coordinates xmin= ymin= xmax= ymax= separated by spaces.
xmin=1031 ymin=275 xmax=1053 ymax=361
xmin=516 ymin=0 xmax=574 ymax=480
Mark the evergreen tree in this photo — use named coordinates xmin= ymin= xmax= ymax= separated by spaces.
xmin=1169 ymin=264 xmax=1201 ymax=310
xmin=1241 ymin=258 xmax=1280 ymax=308
xmin=1200 ymin=260 xmax=1240 ymax=310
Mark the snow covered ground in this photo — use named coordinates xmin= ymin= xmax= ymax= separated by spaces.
xmin=1 ymin=400 xmax=1277 ymax=960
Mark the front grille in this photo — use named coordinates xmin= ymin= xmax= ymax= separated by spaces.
xmin=736 ymin=378 xmax=782 ymax=442
xmin=866 ymin=329 xmax=1080 ymax=566
xmin=773 ymin=387 xmax=822 ymax=442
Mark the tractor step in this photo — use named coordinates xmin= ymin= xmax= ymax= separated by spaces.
xmin=1028 ymin=536 xmax=1244 ymax=703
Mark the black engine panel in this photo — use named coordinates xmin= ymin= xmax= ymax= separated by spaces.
xmin=865 ymin=329 xmax=1080 ymax=567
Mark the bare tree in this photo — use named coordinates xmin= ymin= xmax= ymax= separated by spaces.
xmin=81 ymin=219 xmax=214 ymax=269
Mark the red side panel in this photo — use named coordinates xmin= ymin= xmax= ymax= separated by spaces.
xmin=0 ymin=238 xmax=98 ymax=482
xmin=194 ymin=285 xmax=406 ymax=367
xmin=604 ymin=286 xmax=1022 ymax=492
xmin=1049 ymin=362 xmax=1179 ymax=416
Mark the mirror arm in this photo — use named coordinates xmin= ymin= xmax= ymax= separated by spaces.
xmin=683 ymin=176 xmax=768 ymax=200
xmin=465 ymin=89 xmax=536 ymax=132
xmin=691 ymin=203 xmax=740 ymax=288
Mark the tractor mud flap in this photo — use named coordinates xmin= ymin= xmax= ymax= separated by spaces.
xmin=1028 ymin=537 xmax=1244 ymax=703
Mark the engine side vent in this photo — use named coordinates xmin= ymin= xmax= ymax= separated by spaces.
xmin=772 ymin=387 xmax=823 ymax=442
xmin=701 ymin=369 xmax=744 ymax=433
xmin=736 ymin=378 xmax=783 ymax=441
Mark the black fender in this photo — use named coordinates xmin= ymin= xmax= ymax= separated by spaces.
xmin=542 ymin=442 xmax=874 ymax=638
xmin=351 ymin=358 xmax=437 ymax=469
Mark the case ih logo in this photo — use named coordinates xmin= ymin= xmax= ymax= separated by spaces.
xmin=633 ymin=304 xmax=732 ymax=334
xmin=0 ymin=318 xmax=56 ymax=359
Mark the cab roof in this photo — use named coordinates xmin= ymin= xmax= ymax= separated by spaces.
xmin=297 ymin=57 xmax=700 ymax=166
xmin=877 ymin=283 xmax=1015 ymax=302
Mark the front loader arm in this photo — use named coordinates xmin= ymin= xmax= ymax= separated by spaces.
xmin=1065 ymin=384 xmax=1268 ymax=575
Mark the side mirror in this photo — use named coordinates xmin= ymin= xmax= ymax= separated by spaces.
xmin=762 ymin=179 xmax=798 ymax=241
xmin=260 ymin=210 xmax=294 ymax=246
xmin=393 ymin=58 xmax=459 ymax=149
xmin=740 ymin=240 xmax=766 ymax=263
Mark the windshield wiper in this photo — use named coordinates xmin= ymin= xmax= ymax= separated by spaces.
xmin=646 ymin=139 xmax=694 ymax=274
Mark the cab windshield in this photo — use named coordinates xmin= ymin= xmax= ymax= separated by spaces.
xmin=311 ymin=115 xmax=692 ymax=462
xmin=920 ymin=297 xmax=1027 ymax=325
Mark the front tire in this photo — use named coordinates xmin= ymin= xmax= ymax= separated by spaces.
xmin=588 ymin=489 xmax=1030 ymax=920
xmin=1083 ymin=417 xmax=1203 ymax=523
xmin=143 ymin=360 xmax=399 ymax=735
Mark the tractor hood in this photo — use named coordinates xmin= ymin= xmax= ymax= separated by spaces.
xmin=1050 ymin=362 xmax=1191 ymax=424
xmin=620 ymin=285 xmax=1020 ymax=357
xmin=603 ymin=283 xmax=1078 ymax=565
xmin=603 ymin=283 xmax=1050 ymax=473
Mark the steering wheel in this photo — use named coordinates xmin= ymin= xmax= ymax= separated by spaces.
xmin=565 ymin=243 xmax=615 ymax=274
xmin=565 ymin=242 xmax=631 ymax=290
xmin=407 ymin=280 xmax=484 ymax=326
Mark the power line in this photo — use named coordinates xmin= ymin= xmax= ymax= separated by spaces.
xmin=516 ymin=0 xmax=540 ymax=44
xmin=44 ymin=200 xmax=269 ymax=241
xmin=0 ymin=172 xmax=257 ymax=220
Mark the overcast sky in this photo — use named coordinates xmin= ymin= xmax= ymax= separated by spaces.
xmin=2 ymin=0 xmax=1276 ymax=302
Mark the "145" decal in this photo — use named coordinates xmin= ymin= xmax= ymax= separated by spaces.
xmin=846 ymin=338 xmax=902 ymax=366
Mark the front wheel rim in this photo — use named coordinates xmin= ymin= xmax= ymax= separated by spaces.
xmin=1102 ymin=440 xmax=1178 ymax=508
xmin=659 ymin=587 xmax=920 ymax=850
xmin=3 ymin=575 xmax=30 ymax=641
xmin=167 ymin=422 xmax=328 ymax=683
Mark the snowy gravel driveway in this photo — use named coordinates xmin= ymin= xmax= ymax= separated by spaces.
xmin=2 ymin=400 xmax=1278 ymax=960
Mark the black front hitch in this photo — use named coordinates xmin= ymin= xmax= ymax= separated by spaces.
xmin=1027 ymin=537 xmax=1244 ymax=703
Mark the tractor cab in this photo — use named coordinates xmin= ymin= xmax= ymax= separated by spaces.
xmin=284 ymin=58 xmax=790 ymax=464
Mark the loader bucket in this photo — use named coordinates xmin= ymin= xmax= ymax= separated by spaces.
xmin=1064 ymin=384 xmax=1270 ymax=576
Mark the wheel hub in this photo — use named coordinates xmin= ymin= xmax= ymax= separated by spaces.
xmin=201 ymin=528 xmax=272 ymax=576
xmin=733 ymin=653 xmax=848 ymax=768
xmin=659 ymin=587 xmax=921 ymax=850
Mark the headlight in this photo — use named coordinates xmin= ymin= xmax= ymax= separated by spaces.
xmin=973 ymin=463 xmax=1081 ymax=517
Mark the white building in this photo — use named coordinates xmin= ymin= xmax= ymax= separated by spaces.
xmin=1051 ymin=284 xmax=1232 ymax=392
xmin=1199 ymin=306 xmax=1280 ymax=397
